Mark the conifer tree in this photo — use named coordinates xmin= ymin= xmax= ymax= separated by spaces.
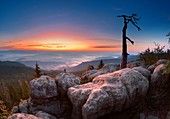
xmin=34 ymin=63 xmax=41 ymax=78
xmin=98 ymin=60 xmax=104 ymax=69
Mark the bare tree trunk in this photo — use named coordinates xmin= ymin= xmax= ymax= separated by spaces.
xmin=118 ymin=14 xmax=141 ymax=69
xmin=120 ymin=23 xmax=128 ymax=69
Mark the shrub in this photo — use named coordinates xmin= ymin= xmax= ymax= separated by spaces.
xmin=139 ymin=43 xmax=170 ymax=65
xmin=86 ymin=65 xmax=94 ymax=71
xmin=0 ymin=100 xmax=10 ymax=119
xmin=81 ymin=76 xmax=89 ymax=84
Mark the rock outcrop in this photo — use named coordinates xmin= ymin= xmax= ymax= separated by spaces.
xmin=10 ymin=75 xmax=72 ymax=119
xmin=82 ymin=63 xmax=119 ymax=82
xmin=8 ymin=59 xmax=170 ymax=119
xmin=68 ymin=68 xmax=149 ymax=119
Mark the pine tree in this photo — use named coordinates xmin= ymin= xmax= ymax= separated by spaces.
xmin=34 ymin=63 xmax=41 ymax=78
xmin=98 ymin=60 xmax=104 ymax=70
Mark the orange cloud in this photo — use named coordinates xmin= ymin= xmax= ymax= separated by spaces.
xmin=91 ymin=45 xmax=120 ymax=48
xmin=0 ymin=31 xmax=122 ymax=52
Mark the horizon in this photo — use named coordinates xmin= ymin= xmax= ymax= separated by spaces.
xmin=0 ymin=0 xmax=170 ymax=53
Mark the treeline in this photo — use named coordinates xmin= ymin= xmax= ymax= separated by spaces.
xmin=139 ymin=43 xmax=170 ymax=65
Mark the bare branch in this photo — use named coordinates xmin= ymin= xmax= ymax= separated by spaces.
xmin=130 ymin=19 xmax=141 ymax=31
xmin=132 ymin=13 xmax=137 ymax=17
xmin=126 ymin=37 xmax=134 ymax=45
xmin=117 ymin=15 xmax=127 ymax=18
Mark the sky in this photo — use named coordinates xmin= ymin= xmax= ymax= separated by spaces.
xmin=0 ymin=0 xmax=170 ymax=53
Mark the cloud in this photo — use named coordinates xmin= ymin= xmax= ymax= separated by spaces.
xmin=87 ymin=38 xmax=120 ymax=42
xmin=91 ymin=45 xmax=120 ymax=48
xmin=0 ymin=30 xmax=121 ymax=51
xmin=27 ymin=43 xmax=66 ymax=48
xmin=27 ymin=44 xmax=44 ymax=47
xmin=0 ymin=46 xmax=15 ymax=50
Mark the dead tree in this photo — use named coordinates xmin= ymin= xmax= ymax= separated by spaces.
xmin=118 ymin=14 xmax=141 ymax=69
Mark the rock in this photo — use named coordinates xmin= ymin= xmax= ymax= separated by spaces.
xmin=11 ymin=99 xmax=31 ymax=114
xmin=127 ymin=61 xmax=145 ymax=68
xmin=81 ymin=69 xmax=98 ymax=82
xmin=30 ymin=75 xmax=58 ymax=101
xmin=7 ymin=113 xmax=40 ymax=119
xmin=87 ymin=63 xmax=119 ymax=81
xmin=140 ymin=113 xmax=159 ymax=119
xmin=56 ymin=73 xmax=80 ymax=91
xmin=17 ymin=75 xmax=73 ymax=119
xmin=148 ymin=64 xmax=170 ymax=109
xmin=132 ymin=67 xmax=151 ymax=79
xmin=151 ymin=64 xmax=168 ymax=86
xmin=11 ymin=106 xmax=19 ymax=113
xmin=147 ymin=59 xmax=168 ymax=74
xmin=36 ymin=111 xmax=57 ymax=119
xmin=147 ymin=64 xmax=157 ymax=74
xmin=18 ymin=100 xmax=29 ymax=113
xmin=166 ymin=111 xmax=170 ymax=119
xmin=156 ymin=59 xmax=168 ymax=66
xmin=68 ymin=68 xmax=149 ymax=119
xmin=29 ymin=98 xmax=71 ymax=118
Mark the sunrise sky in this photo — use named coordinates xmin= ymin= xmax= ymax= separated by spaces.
xmin=0 ymin=0 xmax=170 ymax=52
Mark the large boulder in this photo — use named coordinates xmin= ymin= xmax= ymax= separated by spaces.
xmin=55 ymin=73 xmax=81 ymax=99
xmin=68 ymin=68 xmax=149 ymax=119
xmin=7 ymin=113 xmax=40 ymax=119
xmin=148 ymin=64 xmax=170 ymax=110
xmin=132 ymin=67 xmax=151 ymax=79
xmin=30 ymin=75 xmax=58 ymax=102
xmin=84 ymin=63 xmax=119 ymax=81
xmin=156 ymin=59 xmax=168 ymax=66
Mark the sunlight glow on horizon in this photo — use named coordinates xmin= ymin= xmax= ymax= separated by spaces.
xmin=0 ymin=31 xmax=125 ymax=52
xmin=0 ymin=29 xmax=168 ymax=53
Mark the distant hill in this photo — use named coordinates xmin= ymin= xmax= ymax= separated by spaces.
xmin=67 ymin=55 xmax=138 ymax=72
xmin=0 ymin=61 xmax=63 ymax=84
xmin=0 ymin=61 xmax=35 ymax=84
xmin=19 ymin=61 xmax=65 ymax=70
